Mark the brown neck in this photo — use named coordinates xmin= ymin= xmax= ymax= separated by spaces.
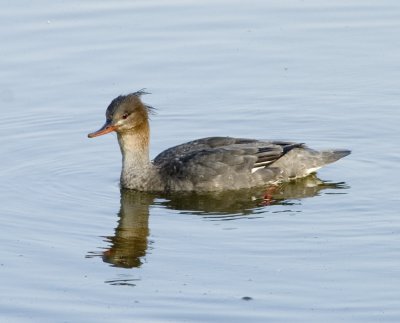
xmin=117 ymin=119 xmax=151 ymax=168
xmin=117 ymin=119 xmax=157 ymax=190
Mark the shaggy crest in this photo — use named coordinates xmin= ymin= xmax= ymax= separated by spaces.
xmin=105 ymin=89 xmax=156 ymax=119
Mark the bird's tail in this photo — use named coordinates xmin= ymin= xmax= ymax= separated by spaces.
xmin=319 ymin=149 xmax=351 ymax=165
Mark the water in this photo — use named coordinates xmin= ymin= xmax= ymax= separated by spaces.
xmin=1 ymin=1 xmax=400 ymax=322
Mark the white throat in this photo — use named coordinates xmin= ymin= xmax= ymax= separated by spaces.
xmin=117 ymin=131 xmax=154 ymax=189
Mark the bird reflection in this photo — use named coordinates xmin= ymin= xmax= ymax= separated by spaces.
xmin=158 ymin=174 xmax=348 ymax=217
xmin=91 ymin=191 xmax=154 ymax=268
xmin=87 ymin=174 xmax=348 ymax=269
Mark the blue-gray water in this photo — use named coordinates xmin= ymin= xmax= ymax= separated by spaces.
xmin=1 ymin=1 xmax=400 ymax=322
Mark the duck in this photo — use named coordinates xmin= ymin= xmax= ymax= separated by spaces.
xmin=88 ymin=90 xmax=350 ymax=192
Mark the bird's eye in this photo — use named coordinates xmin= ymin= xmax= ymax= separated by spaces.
xmin=122 ymin=113 xmax=129 ymax=120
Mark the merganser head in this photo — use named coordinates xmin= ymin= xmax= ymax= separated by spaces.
xmin=88 ymin=90 xmax=153 ymax=138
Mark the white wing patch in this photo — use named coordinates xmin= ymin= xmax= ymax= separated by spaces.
xmin=251 ymin=166 xmax=265 ymax=174
xmin=305 ymin=166 xmax=321 ymax=175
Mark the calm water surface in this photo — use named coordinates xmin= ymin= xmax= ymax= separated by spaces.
xmin=1 ymin=1 xmax=400 ymax=322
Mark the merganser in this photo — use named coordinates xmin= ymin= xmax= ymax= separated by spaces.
xmin=88 ymin=91 xmax=350 ymax=192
